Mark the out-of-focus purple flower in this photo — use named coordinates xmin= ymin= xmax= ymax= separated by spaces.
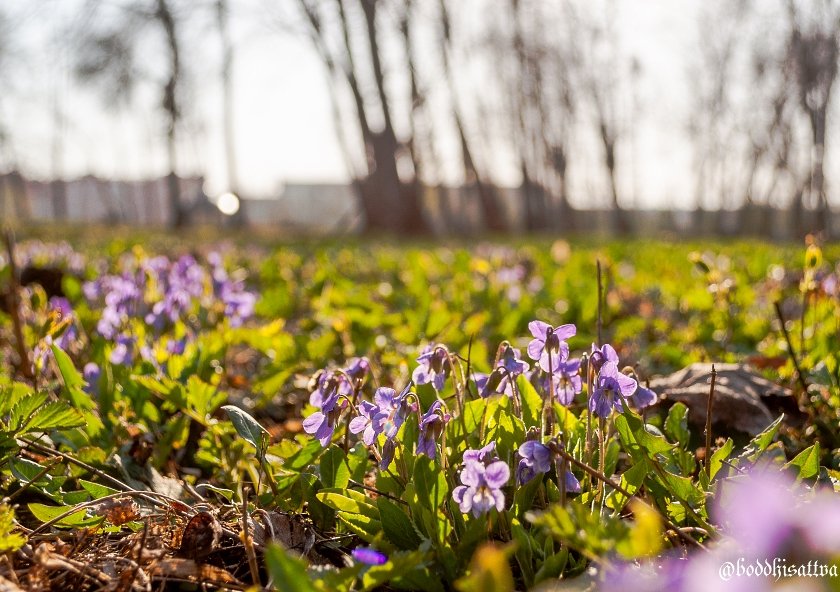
xmin=166 ymin=338 xmax=186 ymax=355
xmin=527 ymin=321 xmax=575 ymax=372
xmin=452 ymin=456 xmax=510 ymax=517
xmin=49 ymin=296 xmax=78 ymax=350
xmin=309 ymin=370 xmax=352 ymax=409
xmin=713 ymin=469 xmax=823 ymax=557
xmin=630 ymin=384 xmax=657 ymax=409
xmin=352 ymin=547 xmax=388 ymax=565
xmin=412 ymin=345 xmax=451 ymax=391
xmin=344 ymin=357 xmax=370 ymax=383
xmin=600 ymin=557 xmax=689 ymax=592
xmin=822 ymin=273 xmax=838 ymax=297
xmin=499 ymin=344 xmax=529 ymax=377
xmin=83 ymin=363 xmax=101 ymax=396
xmin=555 ymin=359 xmax=582 ymax=405
xmin=478 ymin=344 xmax=530 ymax=398
xmin=417 ymin=400 xmax=450 ymax=459
xmin=348 ymin=400 xmax=382 ymax=446
xmin=589 ymin=361 xmax=637 ymax=418
xmin=475 ymin=370 xmax=513 ymax=398
xmin=590 ymin=343 xmax=619 ymax=373
xmin=110 ymin=335 xmax=135 ymax=366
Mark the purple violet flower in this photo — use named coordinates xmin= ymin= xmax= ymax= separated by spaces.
xmin=590 ymin=343 xmax=619 ymax=373
xmin=348 ymin=401 xmax=382 ymax=446
xmin=527 ymin=321 xmax=575 ymax=372
xmin=452 ymin=456 xmax=510 ymax=517
xmin=303 ymin=389 xmax=346 ymax=447
xmin=463 ymin=441 xmax=499 ymax=465
xmin=374 ymin=385 xmax=410 ymax=439
xmin=555 ymin=359 xmax=583 ymax=405
xmin=499 ymin=343 xmax=530 ymax=377
xmin=515 ymin=441 xmax=581 ymax=492
xmin=352 ymin=547 xmax=388 ymax=565
xmin=412 ymin=345 xmax=451 ymax=391
xmin=630 ymin=384 xmax=657 ymax=409
xmin=110 ymin=335 xmax=135 ymax=366
xmin=417 ymin=400 xmax=450 ymax=459
xmin=589 ymin=361 xmax=637 ymax=418
xmin=83 ymin=363 xmax=101 ymax=397
xmin=380 ymin=438 xmax=396 ymax=470
xmin=345 ymin=357 xmax=370 ymax=382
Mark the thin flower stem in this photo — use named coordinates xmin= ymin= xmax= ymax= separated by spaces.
xmin=704 ymin=364 xmax=717 ymax=477
xmin=510 ymin=376 xmax=523 ymax=421
xmin=597 ymin=416 xmax=606 ymax=499
xmin=774 ymin=301 xmax=809 ymax=395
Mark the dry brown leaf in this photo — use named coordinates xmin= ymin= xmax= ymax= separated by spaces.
xmin=148 ymin=558 xmax=239 ymax=585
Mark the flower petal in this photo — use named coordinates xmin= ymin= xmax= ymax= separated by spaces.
xmin=527 ymin=338 xmax=545 ymax=361
xmin=554 ymin=323 xmax=577 ymax=340
xmin=302 ymin=412 xmax=325 ymax=435
xmin=484 ymin=460 xmax=511 ymax=488
xmin=528 ymin=320 xmax=550 ymax=340
xmin=348 ymin=416 xmax=368 ymax=434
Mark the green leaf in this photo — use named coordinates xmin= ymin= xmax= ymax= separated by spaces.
xmin=605 ymin=459 xmax=649 ymax=510
xmin=0 ymin=505 xmax=26 ymax=553
xmin=221 ymin=405 xmax=269 ymax=453
xmin=11 ymin=458 xmax=52 ymax=485
xmin=615 ymin=412 xmax=673 ymax=462
xmin=51 ymin=345 xmax=86 ymax=393
xmin=377 ymin=497 xmax=422 ymax=550
xmin=264 ymin=543 xmax=317 ymax=592
xmin=338 ymin=513 xmax=383 ymax=543
xmin=320 ymin=446 xmax=351 ymax=489
xmin=50 ymin=345 xmax=103 ymax=435
xmin=27 ymin=503 xmax=102 ymax=528
xmin=740 ymin=415 xmax=784 ymax=462
xmin=79 ymin=480 xmax=120 ymax=500
xmin=413 ymin=456 xmax=449 ymax=512
xmin=784 ymin=442 xmax=821 ymax=480
xmin=709 ymin=438 xmax=734 ymax=480
xmin=315 ymin=489 xmax=380 ymax=520
xmin=27 ymin=402 xmax=85 ymax=432
xmin=517 ymin=375 xmax=543 ymax=430
xmin=664 ymin=402 xmax=690 ymax=448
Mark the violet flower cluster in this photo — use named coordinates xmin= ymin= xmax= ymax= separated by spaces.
xmin=83 ymin=253 xmax=256 ymax=365
xmin=304 ymin=357 xmax=451 ymax=466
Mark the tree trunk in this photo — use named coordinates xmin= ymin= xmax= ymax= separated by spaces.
xmin=157 ymin=0 xmax=184 ymax=228
xmin=359 ymin=0 xmax=428 ymax=234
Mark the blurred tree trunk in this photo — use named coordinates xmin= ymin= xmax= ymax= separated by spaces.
xmin=439 ymin=0 xmax=507 ymax=232
xmin=156 ymin=0 xmax=184 ymax=228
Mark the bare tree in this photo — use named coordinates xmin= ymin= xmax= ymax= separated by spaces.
xmin=784 ymin=0 xmax=840 ymax=238
xmin=74 ymin=0 xmax=189 ymax=228
xmin=293 ymin=0 xmax=429 ymax=234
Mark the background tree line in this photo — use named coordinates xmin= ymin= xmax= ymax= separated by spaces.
xmin=1 ymin=0 xmax=840 ymax=238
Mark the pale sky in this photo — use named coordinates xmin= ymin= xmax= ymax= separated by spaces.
xmin=0 ymin=1 xmax=802 ymax=209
